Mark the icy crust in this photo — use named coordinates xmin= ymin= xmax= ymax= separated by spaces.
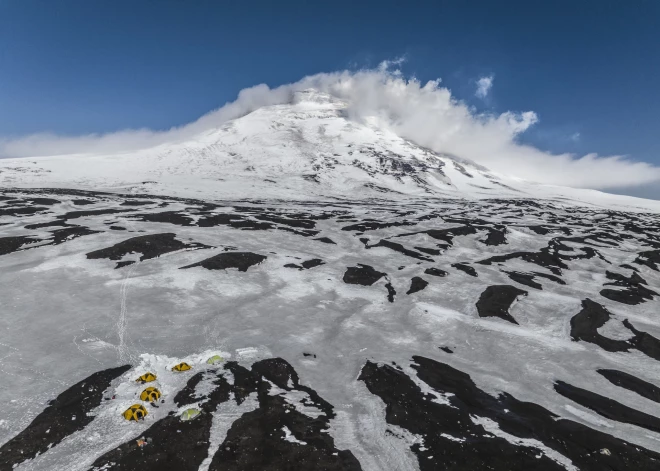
xmin=1 ymin=190 xmax=660 ymax=469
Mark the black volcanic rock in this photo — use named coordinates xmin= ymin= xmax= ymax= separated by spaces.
xmin=570 ymin=299 xmax=631 ymax=352
xmin=476 ymin=285 xmax=527 ymax=324
xmin=407 ymin=276 xmax=428 ymax=295
xmin=452 ymin=263 xmax=477 ymax=277
xmin=87 ymin=233 xmax=210 ymax=268
xmin=343 ymin=264 xmax=386 ymax=286
xmin=285 ymin=258 xmax=325 ymax=270
xmin=598 ymin=369 xmax=660 ymax=404
xmin=424 ymin=267 xmax=448 ymax=277
xmin=555 ymin=380 xmax=660 ymax=434
xmin=181 ymin=252 xmax=267 ymax=272
xmin=0 ymin=235 xmax=43 ymax=256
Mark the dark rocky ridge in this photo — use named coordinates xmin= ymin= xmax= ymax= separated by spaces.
xmin=554 ymin=380 xmax=660 ymax=434
xmin=359 ymin=356 xmax=660 ymax=470
xmin=598 ymin=369 xmax=660 ymax=404
xmin=87 ymin=233 xmax=210 ymax=268
xmin=209 ymin=359 xmax=361 ymax=471
xmin=0 ymin=365 xmax=130 ymax=471
xmin=570 ymin=299 xmax=660 ymax=360
xmin=181 ymin=252 xmax=267 ymax=272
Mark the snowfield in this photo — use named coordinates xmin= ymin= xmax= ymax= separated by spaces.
xmin=0 ymin=91 xmax=659 ymax=470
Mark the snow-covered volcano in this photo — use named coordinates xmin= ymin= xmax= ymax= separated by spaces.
xmin=1 ymin=91 xmax=660 ymax=470
xmin=1 ymin=89 xmax=659 ymax=212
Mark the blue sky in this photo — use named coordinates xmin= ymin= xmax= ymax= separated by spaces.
xmin=1 ymin=1 xmax=658 ymax=197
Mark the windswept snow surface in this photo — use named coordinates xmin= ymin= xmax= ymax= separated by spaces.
xmin=1 ymin=91 xmax=660 ymax=470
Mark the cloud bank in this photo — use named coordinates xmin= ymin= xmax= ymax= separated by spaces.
xmin=1 ymin=65 xmax=659 ymax=190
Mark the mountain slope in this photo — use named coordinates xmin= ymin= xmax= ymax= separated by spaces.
xmin=0 ymin=92 xmax=660 ymax=470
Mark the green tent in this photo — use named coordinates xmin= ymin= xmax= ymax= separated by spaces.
xmin=180 ymin=408 xmax=201 ymax=421
xmin=206 ymin=355 xmax=224 ymax=365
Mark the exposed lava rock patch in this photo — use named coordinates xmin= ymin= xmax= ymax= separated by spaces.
xmin=366 ymin=239 xmax=433 ymax=261
xmin=424 ymin=267 xmax=448 ymax=277
xmin=570 ymin=299 xmax=632 ymax=352
xmin=505 ymin=271 xmax=566 ymax=290
xmin=635 ymin=250 xmax=660 ymax=271
xmin=600 ymin=270 xmax=658 ymax=305
xmin=476 ymin=285 xmax=528 ymax=324
xmin=570 ymin=300 xmax=660 ymax=360
xmin=597 ymin=369 xmax=660 ymax=404
xmin=452 ymin=262 xmax=477 ymax=277
xmin=0 ymin=206 xmax=50 ymax=217
xmin=284 ymin=258 xmax=325 ymax=270
xmin=342 ymin=264 xmax=386 ymax=286
xmin=554 ymin=380 xmax=660 ymax=434
xmin=407 ymin=276 xmax=428 ymax=295
xmin=0 ymin=235 xmax=44 ymax=256
xmin=181 ymin=252 xmax=267 ymax=272
xmin=86 ymin=233 xmax=210 ymax=268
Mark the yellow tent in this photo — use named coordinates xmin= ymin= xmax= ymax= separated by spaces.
xmin=123 ymin=404 xmax=148 ymax=421
xmin=140 ymin=387 xmax=161 ymax=402
xmin=135 ymin=372 xmax=157 ymax=383
xmin=172 ymin=362 xmax=192 ymax=372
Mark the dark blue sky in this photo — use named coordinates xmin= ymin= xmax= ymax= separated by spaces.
xmin=1 ymin=1 xmax=658 ymax=182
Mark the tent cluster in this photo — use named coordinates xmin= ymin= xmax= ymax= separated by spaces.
xmin=124 ymin=372 xmax=160 ymax=421
xmin=123 ymin=356 xmax=223 ymax=422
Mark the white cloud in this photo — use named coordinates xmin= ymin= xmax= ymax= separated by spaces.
xmin=377 ymin=56 xmax=407 ymax=74
xmin=570 ymin=132 xmax=581 ymax=142
xmin=475 ymin=75 xmax=494 ymax=99
xmin=1 ymin=65 xmax=659 ymax=190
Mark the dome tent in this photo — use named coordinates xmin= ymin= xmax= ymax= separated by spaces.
xmin=140 ymin=387 xmax=161 ymax=402
xmin=135 ymin=372 xmax=157 ymax=383
xmin=172 ymin=362 xmax=191 ymax=372
xmin=123 ymin=404 xmax=148 ymax=421
xmin=206 ymin=355 xmax=224 ymax=365
xmin=180 ymin=408 xmax=201 ymax=421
